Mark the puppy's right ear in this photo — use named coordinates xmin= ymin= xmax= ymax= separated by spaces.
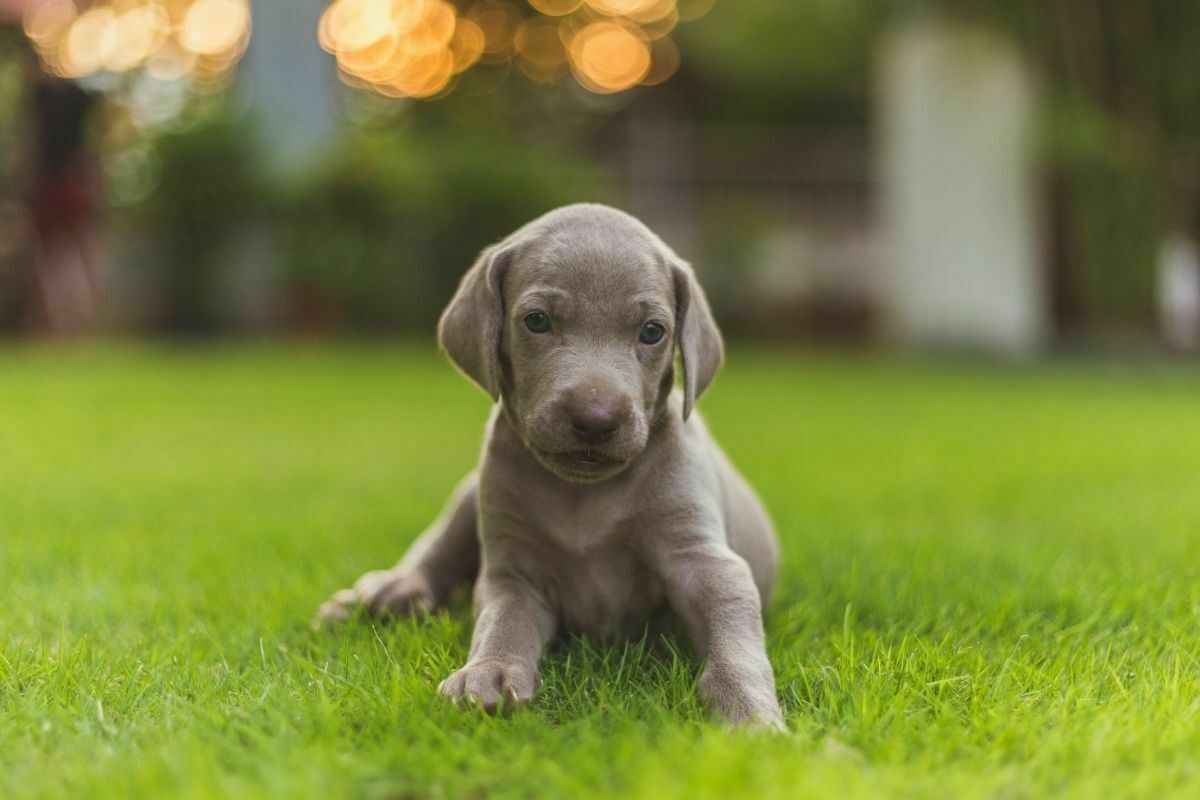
xmin=672 ymin=259 xmax=724 ymax=420
xmin=437 ymin=244 xmax=513 ymax=400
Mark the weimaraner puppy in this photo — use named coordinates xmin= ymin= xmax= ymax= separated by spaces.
xmin=319 ymin=203 xmax=784 ymax=730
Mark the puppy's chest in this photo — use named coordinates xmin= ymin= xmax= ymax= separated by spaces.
xmin=530 ymin=501 xmax=663 ymax=638
xmin=541 ymin=544 xmax=664 ymax=640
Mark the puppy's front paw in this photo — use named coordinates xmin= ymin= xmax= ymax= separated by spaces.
xmin=438 ymin=657 xmax=542 ymax=713
xmin=699 ymin=661 xmax=786 ymax=732
xmin=315 ymin=568 xmax=436 ymax=625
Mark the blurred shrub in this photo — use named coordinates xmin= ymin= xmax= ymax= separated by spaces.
xmin=119 ymin=98 xmax=608 ymax=335
xmin=1045 ymin=101 xmax=1165 ymax=328
xmin=135 ymin=109 xmax=264 ymax=333
xmin=696 ymin=202 xmax=770 ymax=331
xmin=893 ymin=0 xmax=1200 ymax=330
xmin=0 ymin=33 xmax=30 ymax=332
xmin=682 ymin=0 xmax=872 ymax=124
xmin=683 ymin=0 xmax=1198 ymax=332
xmin=280 ymin=127 xmax=609 ymax=333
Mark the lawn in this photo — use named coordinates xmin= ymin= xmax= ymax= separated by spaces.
xmin=1 ymin=344 xmax=1199 ymax=799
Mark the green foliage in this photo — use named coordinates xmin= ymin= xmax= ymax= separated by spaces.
xmin=0 ymin=32 xmax=26 ymax=169
xmin=682 ymin=0 xmax=874 ymax=123
xmin=1063 ymin=151 xmax=1165 ymax=325
xmin=685 ymin=0 xmax=1200 ymax=327
xmin=280 ymin=126 xmax=609 ymax=332
xmin=135 ymin=108 xmax=265 ymax=333
xmin=0 ymin=34 xmax=30 ymax=331
xmin=881 ymin=0 xmax=1200 ymax=326
xmin=279 ymin=136 xmax=438 ymax=332
xmin=3 ymin=346 xmax=1200 ymax=798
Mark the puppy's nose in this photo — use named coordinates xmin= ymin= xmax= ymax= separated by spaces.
xmin=569 ymin=402 xmax=625 ymax=444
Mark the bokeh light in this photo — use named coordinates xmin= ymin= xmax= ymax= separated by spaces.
xmin=567 ymin=19 xmax=649 ymax=93
xmin=447 ymin=18 xmax=486 ymax=73
xmin=179 ymin=0 xmax=249 ymax=57
xmin=61 ymin=7 xmax=118 ymax=78
xmin=674 ymin=0 xmax=713 ymax=22
xmin=583 ymin=0 xmax=659 ymax=17
xmin=321 ymin=0 xmax=481 ymax=98
xmin=22 ymin=0 xmax=251 ymax=89
xmin=526 ymin=0 xmax=581 ymax=16
xmin=321 ymin=0 xmax=713 ymax=100
xmin=514 ymin=16 xmax=568 ymax=83
xmin=465 ymin=0 xmax=521 ymax=59
xmin=640 ymin=34 xmax=678 ymax=85
xmin=107 ymin=6 xmax=172 ymax=71
xmin=19 ymin=0 xmax=712 ymax=100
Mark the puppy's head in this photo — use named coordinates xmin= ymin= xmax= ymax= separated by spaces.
xmin=438 ymin=203 xmax=723 ymax=484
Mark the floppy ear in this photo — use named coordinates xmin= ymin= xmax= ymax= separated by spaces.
xmin=437 ymin=244 xmax=513 ymax=400
xmin=672 ymin=260 xmax=724 ymax=420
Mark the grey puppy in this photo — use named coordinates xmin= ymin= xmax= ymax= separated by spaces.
xmin=319 ymin=203 xmax=784 ymax=730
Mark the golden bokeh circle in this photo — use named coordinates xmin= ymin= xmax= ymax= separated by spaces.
xmin=23 ymin=0 xmax=76 ymax=48
xmin=466 ymin=1 xmax=522 ymax=56
xmin=583 ymin=0 xmax=662 ymax=17
xmin=421 ymin=0 xmax=458 ymax=47
xmin=105 ymin=5 xmax=171 ymax=71
xmin=60 ymin=7 xmax=118 ymax=78
xmin=676 ymin=0 xmax=715 ymax=22
xmin=567 ymin=20 xmax=650 ymax=94
xmin=640 ymin=34 xmax=679 ymax=85
xmin=146 ymin=40 xmax=201 ymax=82
xmin=386 ymin=45 xmax=454 ymax=97
xmin=21 ymin=0 xmax=699 ymax=99
xmin=321 ymin=0 xmax=393 ymax=53
xmin=337 ymin=31 xmax=399 ymax=77
xmin=514 ymin=17 xmax=569 ymax=83
xmin=179 ymin=0 xmax=250 ymax=57
xmin=528 ymin=0 xmax=585 ymax=17
xmin=515 ymin=18 xmax=568 ymax=68
xmin=625 ymin=0 xmax=676 ymax=24
xmin=448 ymin=18 xmax=486 ymax=74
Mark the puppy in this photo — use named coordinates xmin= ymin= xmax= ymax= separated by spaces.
xmin=320 ymin=203 xmax=784 ymax=730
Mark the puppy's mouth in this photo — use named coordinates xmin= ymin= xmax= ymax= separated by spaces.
xmin=530 ymin=444 xmax=630 ymax=481
xmin=561 ymin=449 xmax=621 ymax=467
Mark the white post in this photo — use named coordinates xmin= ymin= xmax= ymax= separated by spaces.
xmin=1158 ymin=232 xmax=1200 ymax=351
xmin=878 ymin=20 xmax=1045 ymax=356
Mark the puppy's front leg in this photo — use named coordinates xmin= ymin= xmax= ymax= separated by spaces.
xmin=317 ymin=473 xmax=481 ymax=623
xmin=439 ymin=572 xmax=555 ymax=712
xmin=656 ymin=539 xmax=785 ymax=731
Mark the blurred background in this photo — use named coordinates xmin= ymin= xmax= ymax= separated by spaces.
xmin=0 ymin=0 xmax=1198 ymax=355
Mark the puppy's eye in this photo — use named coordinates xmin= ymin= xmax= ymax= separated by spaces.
xmin=524 ymin=312 xmax=551 ymax=334
xmin=639 ymin=321 xmax=667 ymax=345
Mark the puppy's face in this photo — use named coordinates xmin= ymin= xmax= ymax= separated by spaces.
xmin=500 ymin=239 xmax=676 ymax=483
xmin=438 ymin=204 xmax=723 ymax=485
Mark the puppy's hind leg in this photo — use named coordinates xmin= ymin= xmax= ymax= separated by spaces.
xmin=317 ymin=472 xmax=481 ymax=624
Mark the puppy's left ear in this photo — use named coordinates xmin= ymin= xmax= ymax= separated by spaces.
xmin=671 ymin=259 xmax=724 ymax=420
xmin=438 ymin=243 xmax=514 ymax=400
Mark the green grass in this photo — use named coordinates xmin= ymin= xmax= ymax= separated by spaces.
xmin=2 ymin=344 xmax=1199 ymax=799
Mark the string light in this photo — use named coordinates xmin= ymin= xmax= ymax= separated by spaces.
xmin=568 ymin=19 xmax=649 ymax=94
xmin=22 ymin=0 xmax=251 ymax=89
xmin=320 ymin=0 xmax=471 ymax=98
xmin=20 ymin=0 xmax=713 ymax=99
xmin=321 ymin=0 xmax=712 ymax=99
